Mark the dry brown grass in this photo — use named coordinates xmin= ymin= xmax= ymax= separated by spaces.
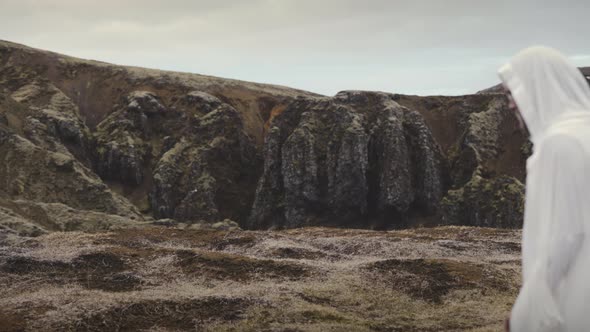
xmin=0 ymin=226 xmax=520 ymax=331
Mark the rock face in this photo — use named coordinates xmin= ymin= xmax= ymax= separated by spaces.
xmin=438 ymin=98 xmax=525 ymax=228
xmin=249 ymin=90 xmax=527 ymax=229
xmin=393 ymin=94 xmax=527 ymax=229
xmin=0 ymin=73 xmax=140 ymax=220
xmin=0 ymin=40 xmax=305 ymax=232
xmin=0 ymin=40 xmax=529 ymax=232
xmin=148 ymin=95 xmax=261 ymax=223
xmin=249 ymin=92 xmax=446 ymax=229
xmin=92 ymin=88 xmax=262 ymax=223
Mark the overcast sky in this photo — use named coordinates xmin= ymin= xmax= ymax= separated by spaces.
xmin=1 ymin=0 xmax=589 ymax=96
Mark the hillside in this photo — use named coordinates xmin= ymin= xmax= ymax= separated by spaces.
xmin=0 ymin=40 xmax=528 ymax=233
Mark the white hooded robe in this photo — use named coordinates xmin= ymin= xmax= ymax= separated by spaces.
xmin=499 ymin=46 xmax=590 ymax=331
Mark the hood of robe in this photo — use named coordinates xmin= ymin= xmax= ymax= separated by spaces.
xmin=498 ymin=46 xmax=590 ymax=144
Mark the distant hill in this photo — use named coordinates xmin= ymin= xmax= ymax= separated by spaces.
xmin=478 ymin=67 xmax=590 ymax=94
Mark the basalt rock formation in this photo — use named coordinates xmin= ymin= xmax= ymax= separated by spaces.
xmin=249 ymin=92 xmax=447 ymax=229
xmin=0 ymin=40 xmax=529 ymax=233
xmin=249 ymin=91 xmax=526 ymax=229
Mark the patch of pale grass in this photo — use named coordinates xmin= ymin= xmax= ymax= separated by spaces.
xmin=20 ymin=232 xmax=111 ymax=262
xmin=137 ymin=254 xmax=178 ymax=282
xmin=210 ymin=267 xmax=514 ymax=331
xmin=151 ymin=239 xmax=194 ymax=251
xmin=0 ymin=275 xmax=50 ymax=298
xmin=2 ymin=279 xmax=254 ymax=331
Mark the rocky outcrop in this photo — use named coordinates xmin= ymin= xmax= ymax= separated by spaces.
xmin=440 ymin=174 xmax=524 ymax=228
xmin=147 ymin=93 xmax=261 ymax=223
xmin=249 ymin=92 xmax=446 ymax=229
xmin=248 ymin=91 xmax=529 ymax=229
xmin=2 ymin=74 xmax=93 ymax=165
xmin=93 ymin=91 xmax=163 ymax=186
xmin=438 ymin=98 xmax=526 ymax=228
xmin=92 ymin=89 xmax=261 ymax=223
xmin=392 ymin=93 xmax=528 ymax=229
xmin=0 ymin=72 xmax=140 ymax=220
xmin=0 ymin=121 xmax=140 ymax=218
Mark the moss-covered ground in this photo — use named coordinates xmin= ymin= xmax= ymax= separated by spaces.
xmin=0 ymin=226 xmax=520 ymax=331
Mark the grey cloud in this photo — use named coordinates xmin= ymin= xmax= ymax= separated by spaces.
xmin=1 ymin=0 xmax=589 ymax=95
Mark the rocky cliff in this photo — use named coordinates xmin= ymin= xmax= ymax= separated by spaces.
xmin=0 ymin=40 xmax=528 ymax=233
xmin=249 ymin=91 xmax=526 ymax=229
xmin=249 ymin=92 xmax=446 ymax=229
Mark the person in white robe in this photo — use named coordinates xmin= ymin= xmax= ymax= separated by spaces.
xmin=499 ymin=46 xmax=590 ymax=331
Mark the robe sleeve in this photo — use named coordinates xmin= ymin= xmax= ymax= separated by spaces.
xmin=510 ymin=134 xmax=587 ymax=332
